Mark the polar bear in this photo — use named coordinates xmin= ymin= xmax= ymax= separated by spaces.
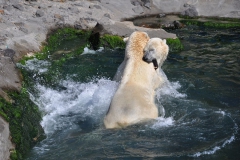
xmin=104 ymin=31 xmax=169 ymax=129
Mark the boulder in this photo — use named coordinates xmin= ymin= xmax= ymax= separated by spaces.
xmin=0 ymin=117 xmax=14 ymax=160
xmin=181 ymin=5 xmax=198 ymax=17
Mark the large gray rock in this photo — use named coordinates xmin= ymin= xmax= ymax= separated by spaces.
xmin=0 ymin=56 xmax=21 ymax=91
xmin=96 ymin=17 xmax=176 ymax=39
xmin=152 ymin=0 xmax=240 ymax=18
xmin=0 ymin=117 xmax=14 ymax=160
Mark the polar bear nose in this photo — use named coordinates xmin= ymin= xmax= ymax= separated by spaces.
xmin=142 ymin=56 xmax=147 ymax=61
xmin=142 ymin=56 xmax=151 ymax=63
xmin=142 ymin=55 xmax=152 ymax=63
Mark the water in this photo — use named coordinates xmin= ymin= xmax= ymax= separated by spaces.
xmin=21 ymin=24 xmax=240 ymax=159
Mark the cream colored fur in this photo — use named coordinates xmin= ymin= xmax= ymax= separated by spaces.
xmin=104 ymin=31 xmax=169 ymax=129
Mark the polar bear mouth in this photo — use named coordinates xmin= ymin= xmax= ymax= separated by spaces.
xmin=142 ymin=57 xmax=158 ymax=70
xmin=152 ymin=59 xmax=158 ymax=70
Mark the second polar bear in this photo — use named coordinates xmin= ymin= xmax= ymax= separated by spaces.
xmin=104 ymin=31 xmax=169 ymax=129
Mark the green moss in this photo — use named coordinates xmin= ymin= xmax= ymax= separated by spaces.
xmin=19 ymin=28 xmax=91 ymax=65
xmin=18 ymin=28 xmax=92 ymax=89
xmin=180 ymin=19 xmax=240 ymax=28
xmin=0 ymin=88 xmax=45 ymax=160
xmin=10 ymin=150 xmax=18 ymax=160
xmin=100 ymin=34 xmax=125 ymax=49
xmin=166 ymin=38 xmax=184 ymax=53
xmin=208 ymin=17 xmax=240 ymax=22
xmin=0 ymin=110 xmax=8 ymax=121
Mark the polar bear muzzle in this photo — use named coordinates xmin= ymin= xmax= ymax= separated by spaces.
xmin=142 ymin=57 xmax=158 ymax=70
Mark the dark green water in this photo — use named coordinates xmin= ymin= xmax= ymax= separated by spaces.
xmin=22 ymin=25 xmax=240 ymax=160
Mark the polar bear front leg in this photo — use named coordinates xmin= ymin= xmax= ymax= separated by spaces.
xmin=113 ymin=60 xmax=126 ymax=82
xmin=153 ymin=68 xmax=168 ymax=89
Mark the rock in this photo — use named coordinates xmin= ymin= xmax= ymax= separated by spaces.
xmin=68 ymin=7 xmax=79 ymax=13
xmin=0 ymin=10 xmax=4 ymax=14
xmin=86 ymin=11 xmax=92 ymax=15
xmin=36 ymin=10 xmax=44 ymax=17
xmin=88 ymin=31 xmax=100 ymax=50
xmin=89 ymin=5 xmax=101 ymax=9
xmin=88 ymin=0 xmax=101 ymax=2
xmin=12 ymin=4 xmax=24 ymax=11
xmin=173 ymin=20 xmax=184 ymax=29
xmin=74 ymin=3 xmax=83 ymax=7
xmin=3 ymin=5 xmax=12 ymax=11
xmin=157 ymin=13 xmax=166 ymax=18
xmin=54 ymin=14 xmax=64 ymax=21
xmin=55 ymin=21 xmax=65 ymax=28
xmin=144 ymin=2 xmax=151 ymax=9
xmin=74 ymin=18 xmax=97 ymax=30
xmin=132 ymin=6 xmax=144 ymax=14
xmin=96 ymin=19 xmax=176 ymax=39
xmin=19 ymin=27 xmax=28 ymax=34
xmin=3 ymin=49 xmax=15 ymax=62
xmin=183 ymin=3 xmax=191 ymax=7
xmin=0 ymin=117 xmax=14 ymax=160
xmin=0 ymin=57 xmax=21 ymax=91
xmin=14 ymin=22 xmax=24 ymax=27
xmin=104 ymin=13 xmax=111 ymax=19
xmin=131 ymin=0 xmax=141 ymax=6
xmin=161 ymin=20 xmax=184 ymax=29
xmin=181 ymin=5 xmax=198 ymax=17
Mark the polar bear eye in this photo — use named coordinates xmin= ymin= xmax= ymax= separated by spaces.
xmin=149 ymin=48 xmax=155 ymax=52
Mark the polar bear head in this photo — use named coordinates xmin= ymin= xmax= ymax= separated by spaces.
xmin=125 ymin=31 xmax=150 ymax=59
xmin=142 ymin=38 xmax=169 ymax=69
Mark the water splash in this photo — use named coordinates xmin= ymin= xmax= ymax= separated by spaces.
xmin=151 ymin=117 xmax=175 ymax=129
xmin=156 ymin=69 xmax=186 ymax=99
xmin=17 ymin=58 xmax=50 ymax=73
xmin=31 ymin=78 xmax=118 ymax=135
xmin=81 ymin=47 xmax=104 ymax=55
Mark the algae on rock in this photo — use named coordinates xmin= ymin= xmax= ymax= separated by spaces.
xmin=166 ymin=38 xmax=184 ymax=53
xmin=0 ymin=88 xmax=45 ymax=160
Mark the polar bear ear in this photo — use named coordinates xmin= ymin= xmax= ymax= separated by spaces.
xmin=123 ymin=37 xmax=129 ymax=43
xmin=163 ymin=39 xmax=166 ymax=44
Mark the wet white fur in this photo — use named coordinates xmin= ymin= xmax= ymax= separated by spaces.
xmin=104 ymin=32 xmax=169 ymax=129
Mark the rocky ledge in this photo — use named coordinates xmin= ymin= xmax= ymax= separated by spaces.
xmin=0 ymin=0 xmax=239 ymax=159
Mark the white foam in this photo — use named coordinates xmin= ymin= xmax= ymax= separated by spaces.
xmin=156 ymin=69 xmax=186 ymax=99
xmin=81 ymin=47 xmax=104 ymax=55
xmin=17 ymin=58 xmax=50 ymax=73
xmin=215 ymin=110 xmax=226 ymax=116
xmin=31 ymin=78 xmax=118 ymax=135
xmin=151 ymin=117 xmax=175 ymax=129
xmin=192 ymin=135 xmax=235 ymax=157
